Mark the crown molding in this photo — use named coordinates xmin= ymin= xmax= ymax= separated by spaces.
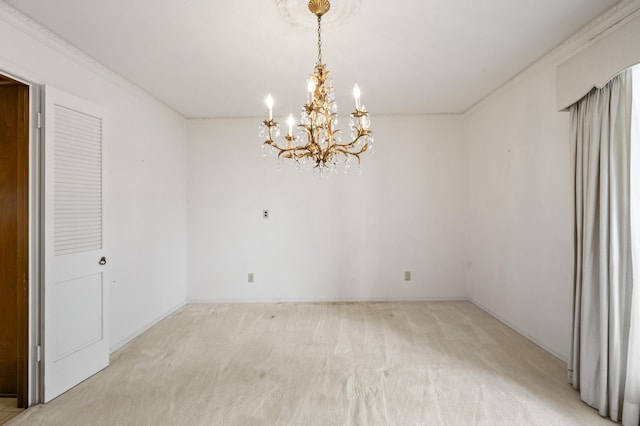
xmin=0 ymin=1 xmax=183 ymax=118
xmin=464 ymin=0 xmax=640 ymax=115
xmin=539 ymin=0 xmax=640 ymax=69
xmin=187 ymin=112 xmax=463 ymax=125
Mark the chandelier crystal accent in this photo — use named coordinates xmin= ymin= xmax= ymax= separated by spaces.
xmin=259 ymin=0 xmax=373 ymax=174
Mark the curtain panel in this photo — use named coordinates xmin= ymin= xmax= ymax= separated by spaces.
xmin=568 ymin=69 xmax=635 ymax=424
xmin=623 ymin=65 xmax=640 ymax=426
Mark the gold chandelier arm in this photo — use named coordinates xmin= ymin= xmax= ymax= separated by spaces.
xmin=299 ymin=123 xmax=317 ymax=147
xmin=335 ymin=150 xmax=363 ymax=165
xmin=264 ymin=139 xmax=316 ymax=159
xmin=334 ymin=145 xmax=368 ymax=162
xmin=332 ymin=128 xmax=370 ymax=150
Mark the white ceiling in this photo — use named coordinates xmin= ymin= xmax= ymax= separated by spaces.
xmin=4 ymin=0 xmax=620 ymax=118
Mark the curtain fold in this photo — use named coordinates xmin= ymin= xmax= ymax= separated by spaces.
xmin=622 ymin=65 xmax=640 ymax=426
xmin=568 ymin=69 xmax=635 ymax=424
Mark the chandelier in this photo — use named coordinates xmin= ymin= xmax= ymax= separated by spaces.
xmin=259 ymin=0 xmax=373 ymax=174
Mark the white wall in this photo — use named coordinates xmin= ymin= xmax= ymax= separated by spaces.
xmin=463 ymin=2 xmax=640 ymax=362
xmin=464 ymin=58 xmax=574 ymax=360
xmin=0 ymin=10 xmax=188 ymax=350
xmin=187 ymin=116 xmax=467 ymax=302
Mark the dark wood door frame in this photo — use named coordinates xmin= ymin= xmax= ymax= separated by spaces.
xmin=0 ymin=73 xmax=30 ymax=408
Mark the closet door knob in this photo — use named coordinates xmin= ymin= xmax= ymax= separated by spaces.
xmin=99 ymin=257 xmax=107 ymax=265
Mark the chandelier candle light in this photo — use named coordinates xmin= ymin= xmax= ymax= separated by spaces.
xmin=259 ymin=0 xmax=373 ymax=174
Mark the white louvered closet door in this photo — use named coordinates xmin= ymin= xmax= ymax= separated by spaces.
xmin=43 ymin=87 xmax=108 ymax=403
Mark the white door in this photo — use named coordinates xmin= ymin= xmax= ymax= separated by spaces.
xmin=42 ymin=87 xmax=108 ymax=402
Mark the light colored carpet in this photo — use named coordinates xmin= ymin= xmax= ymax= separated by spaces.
xmin=10 ymin=301 xmax=611 ymax=425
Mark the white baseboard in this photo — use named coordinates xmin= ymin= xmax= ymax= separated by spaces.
xmin=187 ymin=296 xmax=468 ymax=304
xmin=109 ymin=300 xmax=187 ymax=354
xmin=466 ymin=297 xmax=567 ymax=363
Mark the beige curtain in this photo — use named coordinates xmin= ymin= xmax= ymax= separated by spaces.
xmin=623 ymin=65 xmax=640 ymax=426
xmin=568 ymin=69 xmax=634 ymax=423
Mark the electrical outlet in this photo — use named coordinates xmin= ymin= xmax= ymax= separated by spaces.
xmin=248 ymin=273 xmax=254 ymax=283
xmin=263 ymin=209 xmax=269 ymax=219
xmin=404 ymin=271 xmax=411 ymax=281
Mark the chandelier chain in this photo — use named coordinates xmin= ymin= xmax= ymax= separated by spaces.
xmin=317 ymin=15 xmax=322 ymax=65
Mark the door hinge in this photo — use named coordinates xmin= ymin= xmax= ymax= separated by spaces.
xmin=37 ymin=112 xmax=42 ymax=129
xmin=36 ymin=345 xmax=42 ymax=362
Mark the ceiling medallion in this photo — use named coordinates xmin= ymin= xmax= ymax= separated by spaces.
xmin=274 ymin=0 xmax=364 ymax=31
xmin=260 ymin=0 xmax=373 ymax=175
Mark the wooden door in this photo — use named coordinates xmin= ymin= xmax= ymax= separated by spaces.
xmin=0 ymin=75 xmax=29 ymax=407
xmin=42 ymin=87 xmax=108 ymax=402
